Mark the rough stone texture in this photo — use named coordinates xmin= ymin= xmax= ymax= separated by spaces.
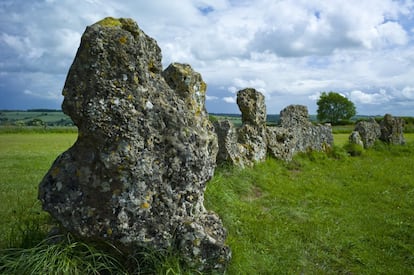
xmin=354 ymin=119 xmax=381 ymax=148
xmin=379 ymin=114 xmax=405 ymax=145
xmin=235 ymin=89 xmax=267 ymax=166
xmin=213 ymin=120 xmax=245 ymax=166
xmin=214 ymin=100 xmax=333 ymax=164
xmin=213 ymin=88 xmax=267 ymax=167
xmin=279 ymin=105 xmax=310 ymax=128
xmin=267 ymin=105 xmax=333 ymax=158
xmin=349 ymin=131 xmax=364 ymax=147
xmin=38 ymin=17 xmax=230 ymax=272
xmin=237 ymin=88 xmax=266 ymax=126
xmin=266 ymin=127 xmax=297 ymax=161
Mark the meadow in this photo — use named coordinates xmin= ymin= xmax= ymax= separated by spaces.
xmin=0 ymin=131 xmax=413 ymax=274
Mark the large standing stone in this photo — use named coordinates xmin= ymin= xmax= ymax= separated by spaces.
xmin=354 ymin=119 xmax=381 ymax=148
xmin=279 ymin=105 xmax=310 ymax=128
xmin=237 ymin=88 xmax=266 ymax=126
xmin=266 ymin=127 xmax=297 ymax=161
xmin=38 ymin=17 xmax=230 ymax=272
xmin=236 ymin=89 xmax=267 ymax=166
xmin=379 ymin=114 xmax=405 ymax=145
xmin=268 ymin=105 xmax=333 ymax=156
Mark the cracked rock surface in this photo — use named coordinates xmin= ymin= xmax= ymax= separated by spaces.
xmin=38 ymin=17 xmax=230 ymax=272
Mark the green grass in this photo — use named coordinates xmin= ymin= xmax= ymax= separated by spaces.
xmin=0 ymin=133 xmax=77 ymax=248
xmin=1 ymin=132 xmax=413 ymax=274
xmin=206 ymin=145 xmax=414 ymax=274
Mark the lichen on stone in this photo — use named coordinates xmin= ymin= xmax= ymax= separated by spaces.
xmin=38 ymin=17 xmax=230 ymax=273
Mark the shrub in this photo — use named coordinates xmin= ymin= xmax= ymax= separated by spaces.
xmin=344 ymin=142 xmax=364 ymax=156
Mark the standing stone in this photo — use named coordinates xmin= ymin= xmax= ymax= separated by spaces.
xmin=266 ymin=127 xmax=297 ymax=161
xmin=237 ymin=88 xmax=266 ymax=126
xmin=349 ymin=131 xmax=364 ymax=147
xmin=379 ymin=114 xmax=405 ymax=145
xmin=213 ymin=120 xmax=245 ymax=166
xmin=38 ymin=17 xmax=230 ymax=272
xmin=274 ymin=105 xmax=333 ymax=155
xmin=354 ymin=119 xmax=381 ymax=148
xmin=213 ymin=88 xmax=267 ymax=167
xmin=279 ymin=105 xmax=309 ymax=128
xmin=236 ymin=88 xmax=267 ymax=166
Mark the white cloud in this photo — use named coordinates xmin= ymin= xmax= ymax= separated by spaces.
xmin=223 ymin=96 xmax=236 ymax=103
xmin=1 ymin=0 xmax=414 ymax=115
xmin=350 ymin=89 xmax=392 ymax=104
xmin=401 ymin=86 xmax=414 ymax=99
xmin=206 ymin=95 xmax=219 ymax=101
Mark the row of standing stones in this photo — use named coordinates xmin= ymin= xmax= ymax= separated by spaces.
xmin=349 ymin=115 xmax=405 ymax=148
xmin=37 ymin=17 xmax=405 ymax=272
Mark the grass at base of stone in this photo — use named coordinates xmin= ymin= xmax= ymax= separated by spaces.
xmin=205 ymin=142 xmax=414 ymax=274
xmin=0 ymin=232 xmax=199 ymax=275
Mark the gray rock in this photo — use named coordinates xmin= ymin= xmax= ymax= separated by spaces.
xmin=267 ymin=105 xmax=333 ymax=159
xmin=379 ymin=114 xmax=405 ymax=145
xmin=213 ymin=120 xmax=244 ymax=166
xmin=354 ymin=119 xmax=381 ymax=148
xmin=237 ymin=88 xmax=266 ymax=126
xmin=280 ymin=105 xmax=310 ymax=128
xmin=213 ymin=88 xmax=268 ymax=167
xmin=266 ymin=127 xmax=297 ymax=161
xmin=237 ymin=124 xmax=268 ymax=166
xmin=349 ymin=131 xmax=364 ymax=147
xmin=38 ymin=17 xmax=230 ymax=272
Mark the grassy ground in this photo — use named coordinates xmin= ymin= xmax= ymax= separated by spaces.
xmin=0 ymin=132 xmax=413 ymax=274
xmin=206 ymin=144 xmax=414 ymax=274
xmin=0 ymin=133 xmax=77 ymax=248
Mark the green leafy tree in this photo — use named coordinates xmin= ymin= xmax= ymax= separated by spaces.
xmin=317 ymin=92 xmax=356 ymax=125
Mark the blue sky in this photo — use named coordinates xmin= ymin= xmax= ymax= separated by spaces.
xmin=1 ymin=0 xmax=414 ymax=115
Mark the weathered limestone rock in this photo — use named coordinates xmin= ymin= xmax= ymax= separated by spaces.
xmin=38 ymin=17 xmax=230 ymax=272
xmin=237 ymin=88 xmax=266 ymax=126
xmin=267 ymin=105 xmax=333 ymax=159
xmin=214 ymin=88 xmax=268 ymax=167
xmin=237 ymin=123 xmax=268 ymax=165
xmin=354 ymin=119 xmax=381 ymax=148
xmin=266 ymin=127 xmax=297 ymax=161
xmin=379 ymin=114 xmax=405 ymax=145
xmin=349 ymin=131 xmax=364 ymax=147
xmin=279 ymin=105 xmax=310 ymax=128
xmin=235 ymin=89 xmax=267 ymax=166
xmin=213 ymin=120 xmax=245 ymax=166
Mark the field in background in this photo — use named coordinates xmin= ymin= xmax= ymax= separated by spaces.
xmin=0 ymin=132 xmax=413 ymax=273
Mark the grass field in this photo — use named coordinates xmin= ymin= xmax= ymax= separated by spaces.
xmin=1 ymin=132 xmax=413 ymax=274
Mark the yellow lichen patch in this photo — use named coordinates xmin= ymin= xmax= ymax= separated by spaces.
xmin=112 ymin=189 xmax=121 ymax=196
xmin=193 ymin=239 xmax=201 ymax=246
xmin=133 ymin=75 xmax=139 ymax=84
xmin=141 ymin=202 xmax=150 ymax=209
xmin=51 ymin=167 xmax=60 ymax=177
xmin=106 ymin=228 xmax=113 ymax=236
xmin=200 ymin=81 xmax=207 ymax=93
xmin=96 ymin=17 xmax=122 ymax=27
xmin=119 ymin=36 xmax=127 ymax=44
xmin=127 ymin=94 xmax=134 ymax=101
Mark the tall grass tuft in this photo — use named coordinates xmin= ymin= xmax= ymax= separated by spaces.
xmin=0 ymin=234 xmax=126 ymax=274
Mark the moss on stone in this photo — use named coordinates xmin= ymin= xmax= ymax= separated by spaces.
xmin=95 ymin=17 xmax=122 ymax=27
xmin=119 ymin=36 xmax=128 ymax=44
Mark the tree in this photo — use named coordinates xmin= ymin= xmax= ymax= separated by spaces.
xmin=317 ymin=92 xmax=356 ymax=125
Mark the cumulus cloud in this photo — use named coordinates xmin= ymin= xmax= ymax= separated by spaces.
xmin=350 ymin=89 xmax=392 ymax=104
xmin=1 ymin=0 xmax=414 ymax=115
xmin=223 ymin=96 xmax=236 ymax=104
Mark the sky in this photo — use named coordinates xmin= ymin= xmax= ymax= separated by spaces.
xmin=1 ymin=0 xmax=414 ymax=115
